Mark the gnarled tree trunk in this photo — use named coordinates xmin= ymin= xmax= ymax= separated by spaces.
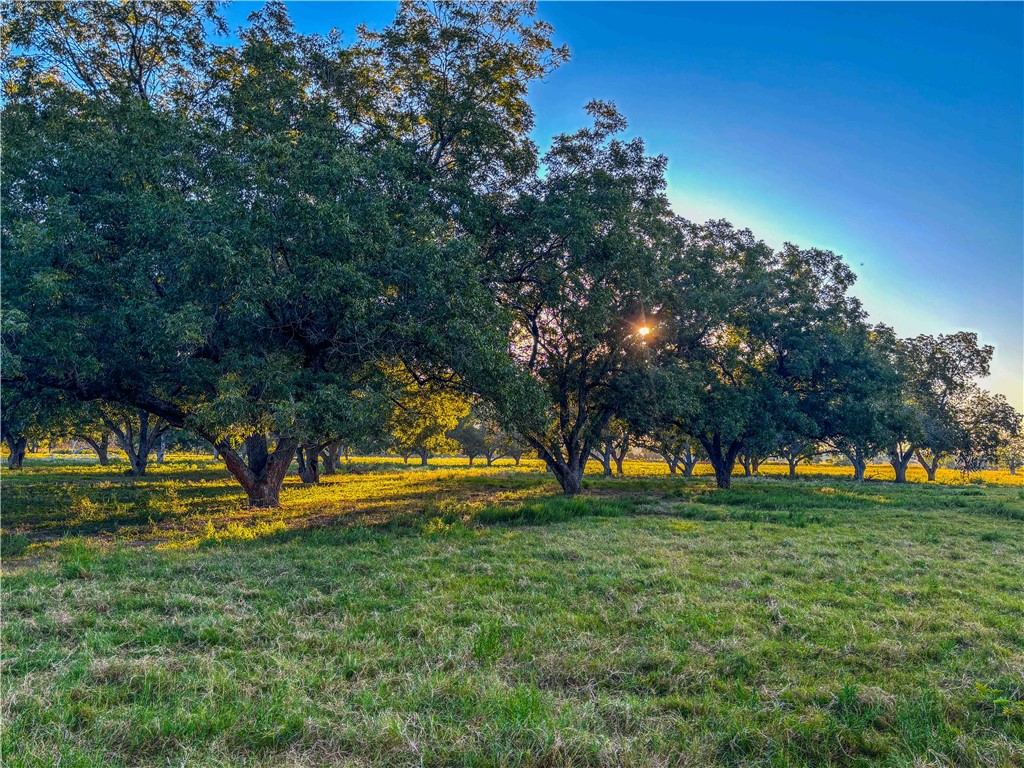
xmin=698 ymin=433 xmax=742 ymax=490
xmin=592 ymin=443 xmax=613 ymax=477
xmin=842 ymin=447 xmax=868 ymax=482
xmin=680 ymin=445 xmax=698 ymax=478
xmin=3 ymin=433 xmax=27 ymax=470
xmin=321 ymin=441 xmax=341 ymax=475
xmin=915 ymin=450 xmax=941 ymax=482
xmin=549 ymin=458 xmax=584 ymax=495
xmin=218 ymin=434 xmax=298 ymax=508
xmin=79 ymin=432 xmax=111 ymax=466
xmin=295 ymin=444 xmax=322 ymax=484
xmin=532 ymin=430 xmax=600 ymax=496
xmin=613 ymin=434 xmax=630 ymax=475
xmin=888 ymin=444 xmax=915 ymax=484
xmin=104 ymin=410 xmax=169 ymax=477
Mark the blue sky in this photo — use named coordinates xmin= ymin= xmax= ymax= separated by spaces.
xmin=224 ymin=2 xmax=1023 ymax=409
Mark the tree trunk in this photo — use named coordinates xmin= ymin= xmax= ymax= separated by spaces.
xmin=890 ymin=454 xmax=909 ymax=483
xmin=613 ymin=434 xmax=630 ymax=475
xmin=305 ymin=446 xmax=321 ymax=484
xmin=551 ymin=460 xmax=584 ymax=495
xmin=533 ymin=436 xmax=594 ymax=496
xmin=128 ymin=452 xmax=147 ymax=476
xmin=681 ymin=447 xmax=697 ymax=478
xmin=787 ymin=457 xmax=798 ymax=477
xmin=751 ymin=457 xmax=761 ymax=475
xmin=562 ymin=470 xmax=583 ymax=495
xmin=851 ymin=456 xmax=866 ymax=482
xmin=157 ymin=434 xmax=166 ymax=465
xmin=593 ymin=444 xmax=612 ymax=477
xmin=889 ymin=446 xmax=915 ymax=484
xmin=419 ymin=450 xmax=429 ymax=467
xmin=4 ymin=434 xmax=27 ymax=469
xmin=740 ymin=455 xmax=752 ymax=477
xmin=699 ymin=434 xmax=741 ymax=490
xmin=1010 ymin=463 xmax=1018 ymax=476
xmin=468 ymin=455 xmax=474 ymax=467
xmin=296 ymin=444 xmax=321 ymax=484
xmin=81 ymin=433 xmax=111 ymax=466
xmin=218 ymin=434 xmax=298 ymax=508
xmin=667 ymin=457 xmax=678 ymax=474
xmin=486 ymin=452 xmax=495 ymax=466
xmin=514 ymin=454 xmax=522 ymax=466
xmin=712 ymin=459 xmax=733 ymax=489
xmin=96 ymin=440 xmax=110 ymax=466
xmin=105 ymin=410 xmax=168 ymax=477
xmin=322 ymin=441 xmax=341 ymax=475
xmin=915 ymin=451 xmax=940 ymax=482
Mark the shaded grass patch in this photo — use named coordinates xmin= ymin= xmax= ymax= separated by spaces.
xmin=475 ymin=494 xmax=648 ymax=526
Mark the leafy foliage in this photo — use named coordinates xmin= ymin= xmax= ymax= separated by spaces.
xmin=1 ymin=0 xmax=1018 ymax=504
xmin=386 ymin=370 xmax=469 ymax=465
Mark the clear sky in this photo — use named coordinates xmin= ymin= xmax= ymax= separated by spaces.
xmin=223 ymin=2 xmax=1024 ymax=409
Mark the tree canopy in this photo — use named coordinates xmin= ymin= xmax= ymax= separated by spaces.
xmin=2 ymin=0 xmax=1019 ymax=498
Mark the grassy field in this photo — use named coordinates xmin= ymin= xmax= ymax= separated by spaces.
xmin=2 ymin=457 xmax=1023 ymax=767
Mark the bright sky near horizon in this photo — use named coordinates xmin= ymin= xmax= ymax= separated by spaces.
xmin=224 ymin=1 xmax=1024 ymax=409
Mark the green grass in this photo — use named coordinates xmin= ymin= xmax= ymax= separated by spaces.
xmin=2 ymin=459 xmax=1023 ymax=766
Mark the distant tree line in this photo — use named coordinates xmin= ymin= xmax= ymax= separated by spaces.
xmin=2 ymin=1 xmax=1020 ymax=505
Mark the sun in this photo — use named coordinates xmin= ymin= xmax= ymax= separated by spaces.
xmin=637 ymin=326 xmax=651 ymax=337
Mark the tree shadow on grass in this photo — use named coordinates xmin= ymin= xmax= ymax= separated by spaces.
xmin=7 ymin=461 xmax=1021 ymax=559
xmin=2 ymin=461 xmax=560 ymax=551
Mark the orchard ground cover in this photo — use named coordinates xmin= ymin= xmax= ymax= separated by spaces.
xmin=2 ymin=456 xmax=1022 ymax=767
